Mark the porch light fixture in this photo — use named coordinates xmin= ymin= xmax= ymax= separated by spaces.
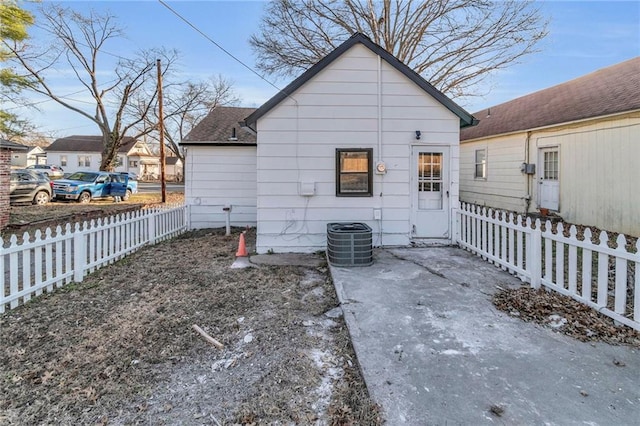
xmin=415 ymin=130 xmax=421 ymax=140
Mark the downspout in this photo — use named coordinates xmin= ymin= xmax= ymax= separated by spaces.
xmin=525 ymin=131 xmax=532 ymax=214
xmin=377 ymin=55 xmax=382 ymax=164
xmin=377 ymin=54 xmax=383 ymax=246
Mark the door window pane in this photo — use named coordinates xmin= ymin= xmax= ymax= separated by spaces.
xmin=418 ymin=153 xmax=442 ymax=192
xmin=544 ymin=151 xmax=558 ymax=180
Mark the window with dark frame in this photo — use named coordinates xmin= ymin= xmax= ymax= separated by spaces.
xmin=474 ymin=148 xmax=487 ymax=179
xmin=336 ymin=148 xmax=373 ymax=197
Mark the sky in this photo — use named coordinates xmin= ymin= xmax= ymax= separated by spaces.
xmin=10 ymin=0 xmax=640 ymax=137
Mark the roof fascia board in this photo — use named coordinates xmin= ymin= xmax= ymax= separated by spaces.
xmin=180 ymin=142 xmax=257 ymax=147
xmin=243 ymin=33 xmax=476 ymax=130
xmin=461 ymin=108 xmax=640 ymax=143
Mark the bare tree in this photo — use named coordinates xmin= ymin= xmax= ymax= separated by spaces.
xmin=0 ymin=0 xmax=35 ymax=139
xmin=141 ymin=74 xmax=239 ymax=168
xmin=1 ymin=4 xmax=177 ymax=170
xmin=250 ymin=0 xmax=548 ymax=99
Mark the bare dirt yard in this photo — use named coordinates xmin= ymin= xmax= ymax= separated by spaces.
xmin=0 ymin=227 xmax=381 ymax=425
xmin=3 ymin=192 xmax=184 ymax=241
xmin=2 ymin=198 xmax=638 ymax=424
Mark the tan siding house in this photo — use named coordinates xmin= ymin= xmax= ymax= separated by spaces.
xmin=460 ymin=57 xmax=640 ymax=236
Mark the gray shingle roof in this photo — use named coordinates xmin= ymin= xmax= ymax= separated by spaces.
xmin=46 ymin=135 xmax=137 ymax=152
xmin=461 ymin=57 xmax=640 ymax=141
xmin=182 ymin=106 xmax=257 ymax=145
xmin=0 ymin=139 xmax=29 ymax=151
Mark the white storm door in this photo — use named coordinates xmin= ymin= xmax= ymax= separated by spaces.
xmin=538 ymin=147 xmax=560 ymax=211
xmin=411 ymin=146 xmax=449 ymax=238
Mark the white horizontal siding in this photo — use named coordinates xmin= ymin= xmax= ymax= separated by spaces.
xmin=531 ymin=116 xmax=640 ymax=236
xmin=460 ymin=134 xmax=528 ymax=213
xmin=255 ymin=43 xmax=459 ymax=253
xmin=185 ymin=146 xmax=257 ymax=229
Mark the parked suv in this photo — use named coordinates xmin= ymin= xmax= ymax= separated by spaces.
xmin=10 ymin=169 xmax=53 ymax=205
xmin=26 ymin=164 xmax=64 ymax=179
xmin=52 ymin=171 xmax=138 ymax=203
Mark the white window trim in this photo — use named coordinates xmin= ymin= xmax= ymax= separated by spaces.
xmin=474 ymin=148 xmax=487 ymax=180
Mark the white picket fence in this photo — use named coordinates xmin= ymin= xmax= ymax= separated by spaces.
xmin=456 ymin=202 xmax=640 ymax=331
xmin=1 ymin=204 xmax=187 ymax=313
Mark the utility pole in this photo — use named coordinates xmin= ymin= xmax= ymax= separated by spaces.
xmin=157 ymin=59 xmax=167 ymax=203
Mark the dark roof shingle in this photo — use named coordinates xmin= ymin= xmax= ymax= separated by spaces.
xmin=461 ymin=57 xmax=640 ymax=141
xmin=182 ymin=106 xmax=257 ymax=145
xmin=0 ymin=139 xmax=29 ymax=151
xmin=46 ymin=135 xmax=137 ymax=152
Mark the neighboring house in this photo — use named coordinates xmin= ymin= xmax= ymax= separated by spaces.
xmin=165 ymin=156 xmax=184 ymax=182
xmin=460 ymin=57 xmax=640 ymax=236
xmin=46 ymin=135 xmax=159 ymax=176
xmin=183 ymin=33 xmax=476 ymax=253
xmin=10 ymin=145 xmax=46 ymax=168
xmin=181 ymin=106 xmax=258 ymax=229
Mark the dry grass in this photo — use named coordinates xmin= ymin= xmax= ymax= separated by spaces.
xmin=0 ymin=228 xmax=381 ymax=425
xmin=3 ymin=192 xmax=184 ymax=241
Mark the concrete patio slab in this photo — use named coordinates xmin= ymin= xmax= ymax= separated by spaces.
xmin=329 ymin=247 xmax=640 ymax=425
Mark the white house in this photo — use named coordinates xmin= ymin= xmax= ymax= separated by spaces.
xmin=165 ymin=156 xmax=184 ymax=182
xmin=460 ymin=57 xmax=640 ymax=237
xmin=46 ymin=135 xmax=159 ymax=176
xmin=183 ymin=33 xmax=476 ymax=253
xmin=10 ymin=145 xmax=46 ymax=168
xmin=181 ymin=106 xmax=258 ymax=229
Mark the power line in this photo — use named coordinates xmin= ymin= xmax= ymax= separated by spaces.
xmin=4 ymin=76 xmax=122 ymax=111
xmin=157 ymin=0 xmax=284 ymax=94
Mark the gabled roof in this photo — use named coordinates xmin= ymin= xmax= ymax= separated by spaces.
xmin=243 ymin=32 xmax=476 ymax=130
xmin=461 ymin=57 xmax=640 ymax=141
xmin=0 ymin=139 xmax=29 ymax=151
xmin=47 ymin=135 xmax=137 ymax=153
xmin=166 ymin=156 xmax=181 ymax=166
xmin=181 ymin=106 xmax=257 ymax=146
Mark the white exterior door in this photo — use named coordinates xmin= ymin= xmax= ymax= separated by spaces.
xmin=538 ymin=147 xmax=560 ymax=211
xmin=411 ymin=146 xmax=449 ymax=238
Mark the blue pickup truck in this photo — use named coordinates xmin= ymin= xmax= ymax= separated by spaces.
xmin=52 ymin=171 xmax=138 ymax=203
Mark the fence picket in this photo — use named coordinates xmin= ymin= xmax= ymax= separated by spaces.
xmin=508 ymin=214 xmax=515 ymax=273
xmin=581 ymin=228 xmax=593 ymax=302
xmin=0 ymin=238 xmax=4 ymax=314
xmin=2 ymin=204 xmax=186 ymax=313
xmin=614 ymin=234 xmax=628 ymax=316
xmin=34 ymin=230 xmax=43 ymax=297
xmin=55 ymin=226 xmax=63 ymax=289
xmin=457 ymin=203 xmax=639 ymax=331
xmin=568 ymin=226 xmax=578 ymax=294
xmin=500 ymin=219 xmax=507 ymax=270
xmin=9 ymin=235 xmax=19 ymax=309
xmin=596 ymin=232 xmax=609 ymax=308
xmin=635 ymin=239 xmax=640 ymax=322
xmin=21 ymin=232 xmax=31 ymax=302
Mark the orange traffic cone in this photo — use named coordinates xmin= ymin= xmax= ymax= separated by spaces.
xmin=235 ymin=232 xmax=248 ymax=257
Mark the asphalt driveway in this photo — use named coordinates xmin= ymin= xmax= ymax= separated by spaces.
xmin=329 ymin=247 xmax=640 ymax=425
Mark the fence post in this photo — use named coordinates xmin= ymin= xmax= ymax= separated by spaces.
xmin=529 ymin=219 xmax=542 ymax=289
xmin=73 ymin=223 xmax=86 ymax=283
xmin=148 ymin=208 xmax=157 ymax=245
